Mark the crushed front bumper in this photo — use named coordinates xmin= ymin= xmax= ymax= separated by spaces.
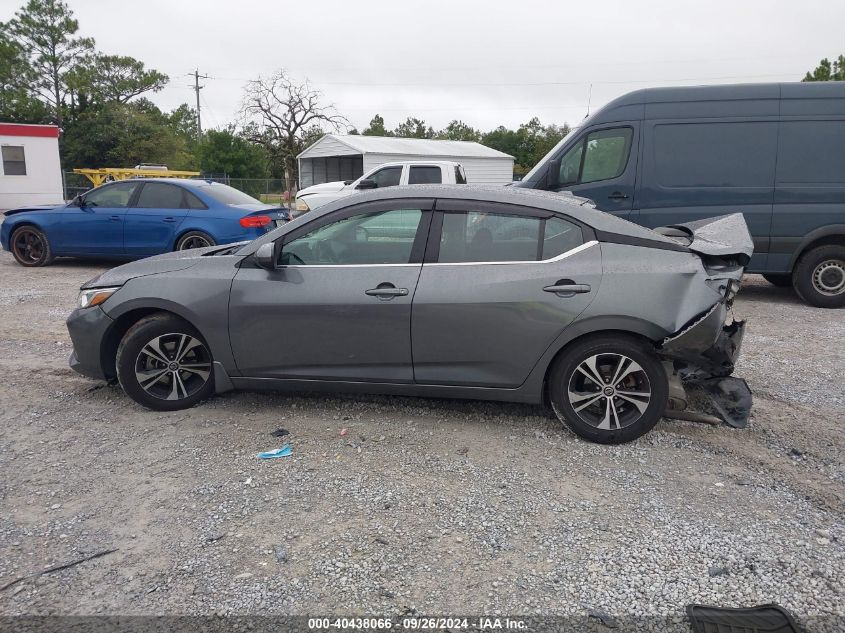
xmin=659 ymin=301 xmax=752 ymax=428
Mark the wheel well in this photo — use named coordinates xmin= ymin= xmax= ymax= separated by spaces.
xmin=540 ymin=329 xmax=658 ymax=407
xmin=100 ymin=308 xmax=192 ymax=378
xmin=794 ymin=234 xmax=845 ymax=268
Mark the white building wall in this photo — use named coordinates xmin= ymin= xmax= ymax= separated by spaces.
xmin=362 ymin=153 xmax=513 ymax=185
xmin=0 ymin=131 xmax=63 ymax=211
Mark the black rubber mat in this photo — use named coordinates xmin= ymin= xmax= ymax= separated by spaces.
xmin=687 ymin=604 xmax=801 ymax=633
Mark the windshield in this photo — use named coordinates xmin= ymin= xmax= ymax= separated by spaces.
xmin=520 ymin=126 xmax=580 ymax=183
xmin=197 ymin=183 xmax=263 ymax=206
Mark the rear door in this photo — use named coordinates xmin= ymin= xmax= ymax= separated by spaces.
xmin=411 ymin=200 xmax=601 ymax=388
xmin=229 ymin=199 xmax=433 ymax=382
xmin=56 ymin=181 xmax=139 ymax=255
xmin=549 ymin=124 xmax=639 ymax=217
xmin=124 ymin=182 xmax=192 ymax=256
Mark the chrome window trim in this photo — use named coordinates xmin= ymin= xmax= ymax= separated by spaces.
xmin=277 ymin=263 xmax=421 ymax=269
xmin=428 ymin=240 xmax=598 ymax=267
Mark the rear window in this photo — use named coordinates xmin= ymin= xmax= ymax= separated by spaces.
xmin=777 ymin=121 xmax=845 ymax=185
xmin=198 ymin=183 xmax=262 ymax=205
xmin=408 ymin=166 xmax=442 ymax=184
xmin=652 ymin=122 xmax=777 ymax=188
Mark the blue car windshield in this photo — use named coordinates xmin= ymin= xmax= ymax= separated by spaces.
xmin=197 ymin=183 xmax=262 ymax=206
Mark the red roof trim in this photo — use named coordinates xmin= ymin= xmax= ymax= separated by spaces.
xmin=0 ymin=123 xmax=60 ymax=138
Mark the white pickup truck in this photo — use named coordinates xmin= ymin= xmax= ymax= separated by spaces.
xmin=294 ymin=160 xmax=467 ymax=215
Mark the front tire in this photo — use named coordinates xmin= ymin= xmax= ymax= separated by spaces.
xmin=116 ymin=313 xmax=215 ymax=411
xmin=549 ymin=334 xmax=668 ymax=444
xmin=176 ymin=231 xmax=215 ymax=251
xmin=10 ymin=226 xmax=55 ymax=267
xmin=792 ymin=245 xmax=845 ymax=308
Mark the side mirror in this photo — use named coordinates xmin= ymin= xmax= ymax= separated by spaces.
xmin=254 ymin=242 xmax=276 ymax=269
xmin=546 ymin=158 xmax=561 ymax=190
xmin=355 ymin=178 xmax=377 ymax=190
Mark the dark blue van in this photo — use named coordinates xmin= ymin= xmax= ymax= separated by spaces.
xmin=515 ymin=82 xmax=845 ymax=308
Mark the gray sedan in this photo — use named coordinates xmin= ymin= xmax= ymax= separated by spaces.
xmin=67 ymin=185 xmax=753 ymax=444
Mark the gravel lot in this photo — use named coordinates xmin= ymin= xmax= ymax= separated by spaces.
xmin=0 ymin=251 xmax=843 ymax=629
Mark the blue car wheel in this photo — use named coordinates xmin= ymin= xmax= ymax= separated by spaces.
xmin=175 ymin=231 xmax=216 ymax=251
xmin=11 ymin=225 xmax=55 ymax=267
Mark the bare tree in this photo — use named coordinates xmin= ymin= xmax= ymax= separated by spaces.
xmin=240 ymin=70 xmax=347 ymax=195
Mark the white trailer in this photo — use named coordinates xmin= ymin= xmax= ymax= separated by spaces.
xmin=0 ymin=123 xmax=63 ymax=212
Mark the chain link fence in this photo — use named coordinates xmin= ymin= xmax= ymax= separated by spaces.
xmin=62 ymin=173 xmax=292 ymax=207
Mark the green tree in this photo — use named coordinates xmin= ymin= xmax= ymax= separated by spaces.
xmin=803 ymin=55 xmax=845 ymax=81
xmin=5 ymin=0 xmax=94 ymax=125
xmin=437 ymin=119 xmax=481 ymax=142
xmin=197 ymin=128 xmax=268 ymax=178
xmin=362 ymin=114 xmax=392 ymax=136
xmin=393 ymin=116 xmax=434 ymax=139
xmin=67 ymin=53 xmax=168 ymax=104
xmin=0 ymin=27 xmax=49 ymax=122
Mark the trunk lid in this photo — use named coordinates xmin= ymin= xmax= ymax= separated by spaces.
xmin=654 ymin=213 xmax=754 ymax=265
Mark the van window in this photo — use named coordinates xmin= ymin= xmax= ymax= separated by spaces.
xmin=408 ymin=166 xmax=442 ymax=184
xmin=557 ymin=127 xmax=632 ymax=185
xmin=777 ymin=121 xmax=845 ymax=184
xmin=653 ymin=122 xmax=777 ymax=187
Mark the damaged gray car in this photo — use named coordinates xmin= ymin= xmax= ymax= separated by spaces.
xmin=66 ymin=185 xmax=752 ymax=444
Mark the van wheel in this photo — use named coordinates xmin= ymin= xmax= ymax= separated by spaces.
xmin=793 ymin=245 xmax=845 ymax=308
xmin=548 ymin=334 xmax=668 ymax=444
xmin=762 ymin=274 xmax=791 ymax=288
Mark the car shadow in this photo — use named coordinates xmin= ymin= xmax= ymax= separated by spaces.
xmin=739 ymin=280 xmax=804 ymax=306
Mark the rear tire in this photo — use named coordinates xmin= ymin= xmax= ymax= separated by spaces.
xmin=10 ymin=226 xmax=55 ymax=267
xmin=762 ymin=273 xmax=791 ymax=288
xmin=116 ymin=313 xmax=215 ymax=411
xmin=176 ymin=231 xmax=215 ymax=251
xmin=548 ymin=334 xmax=668 ymax=444
xmin=792 ymin=245 xmax=845 ymax=308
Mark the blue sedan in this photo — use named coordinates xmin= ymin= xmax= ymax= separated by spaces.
xmin=1 ymin=178 xmax=290 ymax=266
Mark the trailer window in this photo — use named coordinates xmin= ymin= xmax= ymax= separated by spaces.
xmin=1 ymin=146 xmax=26 ymax=176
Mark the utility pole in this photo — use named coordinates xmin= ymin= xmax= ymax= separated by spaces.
xmin=189 ymin=69 xmax=210 ymax=140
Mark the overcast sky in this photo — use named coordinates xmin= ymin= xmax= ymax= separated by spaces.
xmin=5 ymin=0 xmax=844 ymax=133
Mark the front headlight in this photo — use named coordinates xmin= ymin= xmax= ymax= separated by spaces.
xmin=295 ymin=198 xmax=310 ymax=212
xmin=78 ymin=286 xmax=121 ymax=309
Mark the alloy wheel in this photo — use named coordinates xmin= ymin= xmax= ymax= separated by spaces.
xmin=567 ymin=353 xmax=652 ymax=430
xmin=12 ymin=228 xmax=45 ymax=264
xmin=812 ymin=259 xmax=845 ymax=296
xmin=134 ymin=333 xmax=212 ymax=401
xmin=179 ymin=235 xmax=212 ymax=250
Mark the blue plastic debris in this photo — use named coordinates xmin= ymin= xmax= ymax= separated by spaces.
xmin=257 ymin=443 xmax=292 ymax=459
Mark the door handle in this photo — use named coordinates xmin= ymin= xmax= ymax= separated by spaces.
xmin=110 ymin=215 xmax=121 ymax=221
xmin=163 ymin=217 xmax=177 ymax=223
xmin=543 ymin=280 xmax=591 ymax=297
xmin=365 ymin=283 xmax=409 ymax=300
xmin=607 ymin=191 xmax=630 ymax=200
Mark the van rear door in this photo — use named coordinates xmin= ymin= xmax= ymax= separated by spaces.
xmin=547 ymin=123 xmax=639 ymax=218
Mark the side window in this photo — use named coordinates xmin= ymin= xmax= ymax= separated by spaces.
xmin=438 ymin=211 xmax=541 ymax=263
xmin=408 ymin=166 xmax=442 ymax=184
xmin=184 ymin=190 xmax=207 ymax=209
xmin=653 ymin=122 xmax=777 ymax=187
xmin=455 ymin=165 xmax=467 ymax=184
xmin=1 ymin=145 xmax=26 ymax=175
xmin=557 ymin=127 xmax=632 ymax=186
xmin=135 ymin=182 xmax=186 ymax=209
xmin=82 ymin=182 xmax=138 ymax=208
xmin=280 ymin=208 xmax=423 ymax=266
xmin=369 ymin=167 xmax=402 ymax=188
xmin=542 ymin=217 xmax=583 ymax=259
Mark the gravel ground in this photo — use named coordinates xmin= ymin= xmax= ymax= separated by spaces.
xmin=0 ymin=252 xmax=842 ymax=630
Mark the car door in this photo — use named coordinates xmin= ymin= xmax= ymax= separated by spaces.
xmin=549 ymin=124 xmax=639 ymax=217
xmin=411 ymin=200 xmax=601 ymax=388
xmin=228 ymin=199 xmax=433 ymax=382
xmin=124 ymin=182 xmax=191 ymax=256
xmin=56 ymin=181 xmax=139 ymax=255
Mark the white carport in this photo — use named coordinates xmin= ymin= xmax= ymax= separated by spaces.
xmin=297 ymin=134 xmax=514 ymax=188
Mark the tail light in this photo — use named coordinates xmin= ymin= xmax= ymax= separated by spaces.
xmin=240 ymin=215 xmax=272 ymax=228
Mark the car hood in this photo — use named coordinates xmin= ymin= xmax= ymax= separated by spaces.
xmin=657 ymin=214 xmax=754 ymax=264
xmin=81 ymin=243 xmax=245 ymax=289
xmin=297 ymin=181 xmax=348 ymax=197
xmin=4 ymin=203 xmax=67 ymax=216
